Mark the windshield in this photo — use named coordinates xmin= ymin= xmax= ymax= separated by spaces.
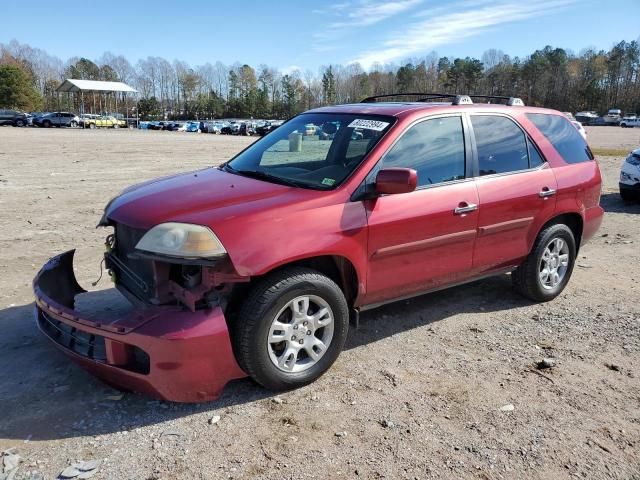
xmin=224 ymin=113 xmax=394 ymax=189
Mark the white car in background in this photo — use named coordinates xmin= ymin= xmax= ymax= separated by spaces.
xmin=620 ymin=147 xmax=640 ymax=201
xmin=571 ymin=120 xmax=587 ymax=140
xmin=620 ymin=116 xmax=640 ymax=128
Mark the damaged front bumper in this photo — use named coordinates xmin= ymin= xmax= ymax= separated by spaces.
xmin=33 ymin=250 xmax=246 ymax=402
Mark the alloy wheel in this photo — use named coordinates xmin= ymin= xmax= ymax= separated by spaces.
xmin=267 ymin=295 xmax=334 ymax=373
xmin=538 ymin=237 xmax=570 ymax=289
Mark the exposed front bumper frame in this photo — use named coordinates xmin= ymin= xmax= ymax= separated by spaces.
xmin=33 ymin=250 xmax=246 ymax=402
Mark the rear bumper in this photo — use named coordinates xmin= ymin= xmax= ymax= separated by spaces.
xmin=33 ymin=250 xmax=246 ymax=403
xmin=582 ymin=204 xmax=604 ymax=244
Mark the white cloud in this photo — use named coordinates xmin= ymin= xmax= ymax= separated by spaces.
xmin=350 ymin=0 xmax=575 ymax=69
xmin=328 ymin=0 xmax=423 ymax=28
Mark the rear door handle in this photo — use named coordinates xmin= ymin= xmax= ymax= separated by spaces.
xmin=454 ymin=202 xmax=478 ymax=214
xmin=539 ymin=187 xmax=557 ymax=198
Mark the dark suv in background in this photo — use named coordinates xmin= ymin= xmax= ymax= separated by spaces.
xmin=0 ymin=109 xmax=29 ymax=127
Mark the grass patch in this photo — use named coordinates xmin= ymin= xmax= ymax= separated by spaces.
xmin=592 ymin=147 xmax=631 ymax=157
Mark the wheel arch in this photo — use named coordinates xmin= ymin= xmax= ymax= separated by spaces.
xmin=225 ymin=254 xmax=361 ymax=319
xmin=538 ymin=212 xmax=584 ymax=251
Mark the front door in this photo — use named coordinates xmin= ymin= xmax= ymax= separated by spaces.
xmin=363 ymin=115 xmax=479 ymax=305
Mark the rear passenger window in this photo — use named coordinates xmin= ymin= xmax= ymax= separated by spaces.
xmin=471 ymin=115 xmax=529 ymax=176
xmin=381 ymin=116 xmax=465 ymax=187
xmin=526 ymin=113 xmax=593 ymax=163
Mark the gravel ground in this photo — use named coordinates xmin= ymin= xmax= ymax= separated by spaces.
xmin=0 ymin=126 xmax=639 ymax=480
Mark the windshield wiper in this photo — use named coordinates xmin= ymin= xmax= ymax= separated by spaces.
xmin=223 ymin=165 xmax=313 ymax=188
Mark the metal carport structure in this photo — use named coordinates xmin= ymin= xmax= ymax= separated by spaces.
xmin=56 ymin=79 xmax=139 ymax=127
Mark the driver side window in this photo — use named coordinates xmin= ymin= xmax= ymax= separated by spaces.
xmin=381 ymin=116 xmax=466 ymax=187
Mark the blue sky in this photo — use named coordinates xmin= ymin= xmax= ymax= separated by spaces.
xmin=2 ymin=0 xmax=639 ymax=72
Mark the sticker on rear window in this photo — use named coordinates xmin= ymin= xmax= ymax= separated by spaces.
xmin=348 ymin=119 xmax=389 ymax=131
xmin=321 ymin=178 xmax=336 ymax=186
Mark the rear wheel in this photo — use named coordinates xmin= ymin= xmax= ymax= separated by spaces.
xmin=232 ymin=267 xmax=349 ymax=391
xmin=512 ymin=223 xmax=576 ymax=302
xmin=43 ymin=120 xmax=51 ymax=128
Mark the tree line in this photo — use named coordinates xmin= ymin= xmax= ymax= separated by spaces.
xmin=1 ymin=38 xmax=639 ymax=120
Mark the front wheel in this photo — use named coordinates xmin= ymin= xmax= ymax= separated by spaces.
xmin=70 ymin=120 xmax=77 ymax=127
xmin=232 ymin=267 xmax=349 ymax=391
xmin=512 ymin=223 xmax=576 ymax=302
xmin=15 ymin=119 xmax=25 ymax=127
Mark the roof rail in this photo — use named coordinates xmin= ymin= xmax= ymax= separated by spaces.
xmin=360 ymin=92 xmax=525 ymax=106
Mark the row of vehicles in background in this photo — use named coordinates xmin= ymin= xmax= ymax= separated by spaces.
xmin=138 ymin=119 xmax=283 ymax=136
xmin=573 ymin=109 xmax=640 ymax=127
xmin=0 ymin=109 xmax=130 ymax=128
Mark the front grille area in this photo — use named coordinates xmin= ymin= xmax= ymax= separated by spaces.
xmin=111 ymin=224 xmax=156 ymax=302
xmin=38 ymin=310 xmax=151 ymax=374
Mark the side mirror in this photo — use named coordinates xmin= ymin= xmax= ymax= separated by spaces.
xmin=375 ymin=168 xmax=418 ymax=195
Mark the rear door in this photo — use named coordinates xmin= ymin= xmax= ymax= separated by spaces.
xmin=469 ymin=114 xmax=557 ymax=272
xmin=363 ymin=114 xmax=479 ymax=305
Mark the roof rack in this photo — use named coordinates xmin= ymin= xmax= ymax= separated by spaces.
xmin=360 ymin=92 xmax=525 ymax=106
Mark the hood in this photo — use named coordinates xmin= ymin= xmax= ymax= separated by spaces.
xmin=106 ymin=167 xmax=302 ymax=230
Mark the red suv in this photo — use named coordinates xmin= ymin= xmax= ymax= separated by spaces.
xmin=33 ymin=94 xmax=603 ymax=402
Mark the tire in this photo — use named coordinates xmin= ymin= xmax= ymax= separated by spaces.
xmin=89 ymin=123 xmax=96 ymax=129
xmin=71 ymin=121 xmax=77 ymax=128
xmin=43 ymin=120 xmax=51 ymax=128
xmin=232 ymin=267 xmax=349 ymax=391
xmin=620 ymin=188 xmax=637 ymax=202
xmin=512 ymin=223 xmax=576 ymax=302
xmin=14 ymin=119 xmax=25 ymax=127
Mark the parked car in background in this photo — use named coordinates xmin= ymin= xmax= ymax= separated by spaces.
xmin=256 ymin=121 xmax=281 ymax=136
xmin=620 ymin=116 xmax=640 ymax=128
xmin=239 ymin=122 xmax=255 ymax=136
xmin=33 ymin=112 xmax=80 ymax=128
xmin=33 ymin=94 xmax=603 ymax=401
xmin=620 ymin=147 xmax=640 ymax=201
xmin=201 ymin=122 xmax=223 ymax=134
xmin=563 ymin=112 xmax=575 ymax=121
xmin=147 ymin=121 xmax=165 ymax=130
xmin=185 ymin=121 xmax=200 ymax=132
xmin=603 ymin=108 xmax=622 ymax=125
xmin=170 ymin=122 xmax=187 ymax=132
xmin=571 ymin=120 xmax=587 ymax=140
xmin=0 ymin=109 xmax=29 ymax=127
xmin=575 ymin=111 xmax=599 ymax=125
xmin=79 ymin=114 xmax=100 ymax=128
xmin=221 ymin=122 xmax=235 ymax=135
xmin=107 ymin=116 xmax=127 ymax=128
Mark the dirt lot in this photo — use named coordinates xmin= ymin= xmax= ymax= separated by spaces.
xmin=0 ymin=126 xmax=639 ymax=480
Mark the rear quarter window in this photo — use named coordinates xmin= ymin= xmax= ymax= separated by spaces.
xmin=526 ymin=113 xmax=593 ymax=164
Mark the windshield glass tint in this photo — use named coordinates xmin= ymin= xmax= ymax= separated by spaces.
xmin=226 ymin=113 xmax=394 ymax=189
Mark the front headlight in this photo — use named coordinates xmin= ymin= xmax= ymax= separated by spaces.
xmin=136 ymin=222 xmax=226 ymax=259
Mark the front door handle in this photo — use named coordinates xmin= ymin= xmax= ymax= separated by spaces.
xmin=454 ymin=202 xmax=478 ymax=215
xmin=539 ymin=187 xmax=557 ymax=198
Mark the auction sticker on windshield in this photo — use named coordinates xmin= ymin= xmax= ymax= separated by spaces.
xmin=348 ymin=119 xmax=390 ymax=131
